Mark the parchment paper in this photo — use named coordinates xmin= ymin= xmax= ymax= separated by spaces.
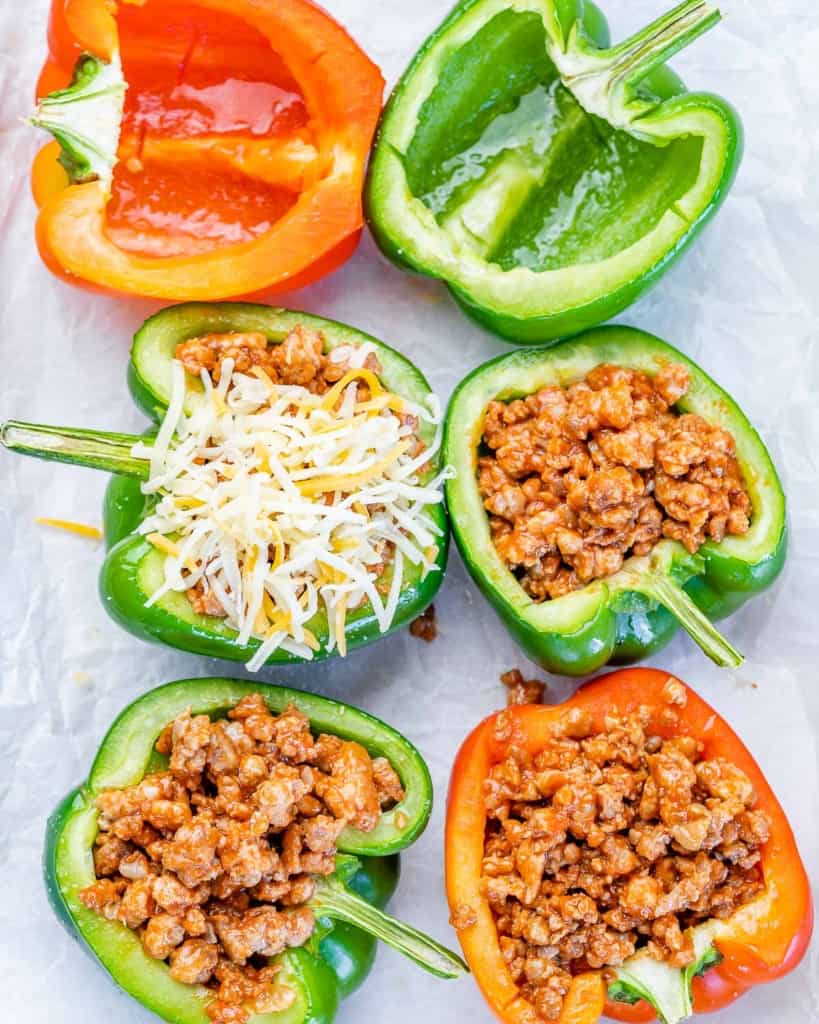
xmin=1 ymin=1 xmax=817 ymax=1020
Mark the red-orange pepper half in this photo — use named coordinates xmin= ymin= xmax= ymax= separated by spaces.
xmin=446 ymin=668 xmax=812 ymax=1024
xmin=30 ymin=0 xmax=383 ymax=299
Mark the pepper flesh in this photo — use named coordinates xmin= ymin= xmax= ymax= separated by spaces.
xmin=442 ymin=325 xmax=785 ymax=674
xmin=0 ymin=302 xmax=449 ymax=666
xmin=31 ymin=0 xmax=383 ymax=299
xmin=46 ymin=677 xmax=463 ymax=1024
xmin=366 ymin=0 xmax=742 ymax=344
xmin=445 ymin=667 xmax=812 ymax=1024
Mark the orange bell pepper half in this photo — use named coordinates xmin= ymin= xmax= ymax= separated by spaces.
xmin=446 ymin=668 xmax=812 ymax=1024
xmin=30 ymin=0 xmax=384 ymax=299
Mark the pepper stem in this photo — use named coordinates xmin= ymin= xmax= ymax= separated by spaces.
xmin=29 ymin=53 xmax=126 ymax=189
xmin=554 ymin=0 xmax=720 ymax=131
xmin=608 ymin=927 xmax=720 ymax=1024
xmin=644 ymin=572 xmax=742 ymax=668
xmin=1 ymin=420 xmax=149 ymax=479
xmin=310 ymin=874 xmax=468 ymax=979
xmin=601 ymin=0 xmax=720 ymax=90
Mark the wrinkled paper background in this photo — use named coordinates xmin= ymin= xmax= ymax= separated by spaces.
xmin=1 ymin=0 xmax=818 ymax=1020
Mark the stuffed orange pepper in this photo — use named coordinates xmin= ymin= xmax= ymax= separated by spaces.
xmin=446 ymin=668 xmax=812 ymax=1024
xmin=29 ymin=0 xmax=383 ymax=299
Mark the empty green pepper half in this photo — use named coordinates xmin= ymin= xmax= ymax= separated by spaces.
xmin=45 ymin=677 xmax=464 ymax=1024
xmin=366 ymin=0 xmax=741 ymax=343
xmin=1 ymin=302 xmax=449 ymax=666
xmin=442 ymin=326 xmax=786 ymax=674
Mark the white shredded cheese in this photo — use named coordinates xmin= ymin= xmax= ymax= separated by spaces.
xmin=132 ymin=357 xmax=447 ymax=669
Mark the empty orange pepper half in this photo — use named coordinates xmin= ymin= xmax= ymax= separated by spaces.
xmin=446 ymin=668 xmax=812 ymax=1024
xmin=30 ymin=0 xmax=384 ymax=299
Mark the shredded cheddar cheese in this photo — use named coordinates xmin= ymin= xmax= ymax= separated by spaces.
xmin=35 ymin=517 xmax=103 ymax=540
xmin=320 ymin=368 xmax=383 ymax=412
xmin=297 ymin=439 xmax=412 ymax=497
xmin=131 ymin=351 xmax=449 ymax=671
xmin=146 ymin=532 xmax=181 ymax=557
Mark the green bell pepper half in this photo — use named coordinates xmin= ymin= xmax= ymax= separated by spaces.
xmin=442 ymin=325 xmax=786 ymax=674
xmin=1 ymin=302 xmax=449 ymax=666
xmin=44 ymin=677 xmax=465 ymax=1024
xmin=365 ymin=0 xmax=742 ymax=344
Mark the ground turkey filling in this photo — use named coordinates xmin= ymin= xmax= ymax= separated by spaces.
xmin=481 ymin=680 xmax=770 ymax=1021
xmin=79 ymin=695 xmax=404 ymax=1024
xmin=173 ymin=326 xmax=423 ymax=620
xmin=175 ymin=325 xmax=383 ymax=393
xmin=478 ymin=362 xmax=752 ymax=600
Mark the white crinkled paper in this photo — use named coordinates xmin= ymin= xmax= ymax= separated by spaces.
xmin=0 ymin=0 xmax=817 ymax=1021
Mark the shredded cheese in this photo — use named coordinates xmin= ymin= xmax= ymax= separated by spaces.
xmin=35 ymin=517 xmax=103 ymax=540
xmin=132 ymin=354 xmax=449 ymax=670
xmin=320 ymin=368 xmax=383 ymax=411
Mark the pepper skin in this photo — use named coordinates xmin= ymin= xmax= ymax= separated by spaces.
xmin=30 ymin=0 xmax=383 ymax=300
xmin=446 ymin=668 xmax=812 ymax=1024
xmin=366 ymin=0 xmax=741 ymax=344
xmin=1 ymin=303 xmax=449 ymax=666
xmin=442 ymin=325 xmax=785 ymax=674
xmin=46 ymin=677 xmax=464 ymax=1024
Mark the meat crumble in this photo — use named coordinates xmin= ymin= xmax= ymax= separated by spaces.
xmin=409 ymin=604 xmax=437 ymax=643
xmin=175 ymin=326 xmax=382 ymax=394
xmin=501 ymin=669 xmax=545 ymax=707
xmin=79 ymin=695 xmax=404 ymax=1024
xmin=478 ymin=363 xmax=752 ymax=600
xmin=479 ymin=686 xmax=770 ymax=1021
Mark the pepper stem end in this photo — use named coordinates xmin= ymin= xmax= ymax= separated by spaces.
xmin=609 ymin=925 xmax=720 ymax=1024
xmin=646 ymin=572 xmax=742 ymax=668
xmin=311 ymin=874 xmax=469 ymax=979
xmin=30 ymin=53 xmax=126 ymax=189
xmin=605 ymin=0 xmax=721 ymax=90
xmin=1 ymin=420 xmax=149 ymax=479
xmin=555 ymin=0 xmax=720 ymax=132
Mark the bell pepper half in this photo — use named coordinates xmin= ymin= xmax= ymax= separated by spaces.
xmin=442 ymin=325 xmax=785 ymax=675
xmin=1 ymin=302 xmax=448 ymax=665
xmin=446 ymin=667 xmax=812 ymax=1024
xmin=46 ymin=677 xmax=465 ymax=1024
xmin=29 ymin=0 xmax=383 ymax=299
xmin=366 ymin=0 xmax=741 ymax=344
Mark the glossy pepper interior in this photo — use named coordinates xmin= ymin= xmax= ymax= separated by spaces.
xmin=366 ymin=0 xmax=742 ymax=343
xmin=442 ymin=326 xmax=785 ymax=675
xmin=445 ymin=668 xmax=813 ymax=1024
xmin=45 ymin=678 xmax=461 ymax=1024
xmin=1 ymin=302 xmax=449 ymax=666
xmin=32 ymin=0 xmax=383 ymax=298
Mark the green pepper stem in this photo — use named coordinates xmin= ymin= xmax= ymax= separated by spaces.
xmin=646 ymin=573 xmax=742 ymax=668
xmin=610 ymin=954 xmax=691 ymax=1024
xmin=311 ymin=874 xmax=468 ymax=979
xmin=556 ymin=0 xmax=720 ymax=131
xmin=1 ymin=420 xmax=149 ymax=479
xmin=609 ymin=929 xmax=719 ymax=1024
xmin=29 ymin=54 xmax=126 ymax=189
xmin=603 ymin=0 xmax=720 ymax=89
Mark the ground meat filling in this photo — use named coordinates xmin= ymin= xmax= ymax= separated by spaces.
xmin=478 ymin=363 xmax=752 ymax=600
xmin=481 ymin=685 xmax=770 ymax=1022
xmin=175 ymin=326 xmax=382 ymax=394
xmin=79 ymin=695 xmax=404 ymax=1024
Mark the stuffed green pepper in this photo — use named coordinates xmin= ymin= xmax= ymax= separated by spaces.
xmin=366 ymin=0 xmax=742 ymax=343
xmin=46 ymin=677 xmax=465 ymax=1024
xmin=443 ymin=325 xmax=785 ymax=673
xmin=2 ymin=302 xmax=449 ymax=669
